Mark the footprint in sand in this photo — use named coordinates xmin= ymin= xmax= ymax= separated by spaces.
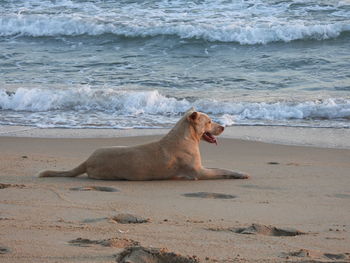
xmin=82 ymin=214 xmax=149 ymax=224
xmin=116 ymin=246 xmax=199 ymax=263
xmin=182 ymin=192 xmax=237 ymax=199
xmin=68 ymin=237 xmax=139 ymax=248
xmin=280 ymin=249 xmax=313 ymax=258
xmin=68 ymin=238 xmax=98 ymax=247
xmin=0 ymin=183 xmax=25 ymax=189
xmin=280 ymin=249 xmax=349 ymax=261
xmin=324 ymin=253 xmax=349 ymax=260
xmin=209 ymin=223 xmax=305 ymax=237
xmin=0 ymin=246 xmax=10 ymax=254
xmin=69 ymin=186 xmax=119 ymax=192
xmin=111 ymin=213 xmax=149 ymax=224
xmin=333 ymin=193 xmax=350 ymax=199
xmin=234 ymin=224 xmax=305 ymax=236
xmin=267 ymin=161 xmax=280 ymax=165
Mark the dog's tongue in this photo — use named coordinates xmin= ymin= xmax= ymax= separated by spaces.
xmin=204 ymin=132 xmax=217 ymax=145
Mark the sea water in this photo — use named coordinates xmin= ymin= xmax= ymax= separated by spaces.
xmin=0 ymin=0 xmax=349 ymax=129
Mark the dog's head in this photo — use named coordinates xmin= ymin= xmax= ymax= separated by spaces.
xmin=186 ymin=110 xmax=224 ymax=145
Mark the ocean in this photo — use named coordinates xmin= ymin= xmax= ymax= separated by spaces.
xmin=0 ymin=0 xmax=350 ymax=129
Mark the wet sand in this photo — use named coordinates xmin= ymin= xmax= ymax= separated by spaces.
xmin=0 ymin=134 xmax=349 ymax=262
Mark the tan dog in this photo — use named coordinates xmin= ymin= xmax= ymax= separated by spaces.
xmin=39 ymin=109 xmax=249 ymax=180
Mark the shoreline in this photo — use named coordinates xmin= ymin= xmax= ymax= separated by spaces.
xmin=1 ymin=124 xmax=349 ymax=149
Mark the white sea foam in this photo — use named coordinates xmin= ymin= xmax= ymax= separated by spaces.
xmin=1 ymin=88 xmax=349 ymax=126
xmin=0 ymin=14 xmax=349 ymax=44
xmin=1 ymin=0 xmax=350 ymax=44
xmin=0 ymin=88 xmax=190 ymax=113
xmin=1 ymin=1 xmax=349 ymax=129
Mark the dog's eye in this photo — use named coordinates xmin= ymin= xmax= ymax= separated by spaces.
xmin=208 ymin=120 xmax=212 ymax=124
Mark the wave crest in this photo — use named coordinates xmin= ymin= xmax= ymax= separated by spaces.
xmin=0 ymin=88 xmax=190 ymax=113
xmin=1 ymin=15 xmax=349 ymax=44
xmin=1 ymin=88 xmax=349 ymax=124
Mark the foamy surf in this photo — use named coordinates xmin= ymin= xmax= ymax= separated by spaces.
xmin=1 ymin=1 xmax=349 ymax=130
xmin=1 ymin=88 xmax=349 ymax=129
xmin=1 ymin=15 xmax=349 ymax=44
xmin=1 ymin=0 xmax=350 ymax=44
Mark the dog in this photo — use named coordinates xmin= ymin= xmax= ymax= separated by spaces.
xmin=38 ymin=108 xmax=249 ymax=180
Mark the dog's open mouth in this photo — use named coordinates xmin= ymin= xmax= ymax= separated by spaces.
xmin=202 ymin=132 xmax=217 ymax=145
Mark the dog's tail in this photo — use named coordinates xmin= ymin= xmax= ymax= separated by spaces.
xmin=38 ymin=162 xmax=87 ymax=178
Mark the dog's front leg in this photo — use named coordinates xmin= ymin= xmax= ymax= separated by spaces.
xmin=197 ymin=168 xmax=249 ymax=180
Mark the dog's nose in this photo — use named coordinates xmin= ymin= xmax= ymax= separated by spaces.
xmin=220 ymin=126 xmax=224 ymax=132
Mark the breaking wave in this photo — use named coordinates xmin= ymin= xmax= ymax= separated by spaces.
xmin=1 ymin=15 xmax=349 ymax=44
xmin=1 ymin=88 xmax=349 ymax=125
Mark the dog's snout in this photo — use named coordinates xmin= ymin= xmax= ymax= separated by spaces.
xmin=219 ymin=126 xmax=224 ymax=132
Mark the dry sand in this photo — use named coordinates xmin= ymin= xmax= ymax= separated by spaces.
xmin=0 ymin=132 xmax=350 ymax=262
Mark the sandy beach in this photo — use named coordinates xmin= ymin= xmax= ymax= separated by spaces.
xmin=1 ymin=128 xmax=349 ymax=262
xmin=2 ymin=1 xmax=350 ymax=262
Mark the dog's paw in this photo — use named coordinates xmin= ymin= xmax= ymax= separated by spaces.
xmin=175 ymin=174 xmax=199 ymax=180
xmin=187 ymin=175 xmax=199 ymax=180
xmin=226 ymin=172 xmax=250 ymax=179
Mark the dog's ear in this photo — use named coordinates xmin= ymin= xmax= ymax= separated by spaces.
xmin=186 ymin=107 xmax=196 ymax=113
xmin=188 ymin=111 xmax=199 ymax=121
